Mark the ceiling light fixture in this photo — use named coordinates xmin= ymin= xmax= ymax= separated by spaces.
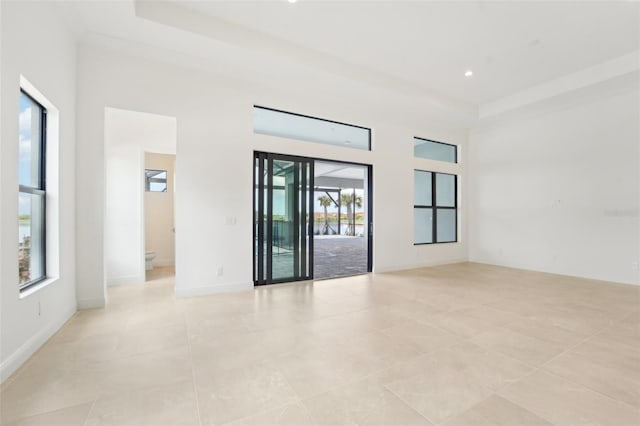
xmin=288 ymin=0 xmax=297 ymax=3
xmin=464 ymin=70 xmax=473 ymax=77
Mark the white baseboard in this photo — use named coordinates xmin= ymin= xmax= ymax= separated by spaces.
xmin=175 ymin=281 xmax=253 ymax=298
xmin=0 ymin=306 xmax=76 ymax=384
xmin=468 ymin=258 xmax=640 ymax=286
xmin=374 ymin=258 xmax=468 ymax=274
xmin=77 ymin=297 xmax=106 ymax=309
xmin=106 ymin=274 xmax=144 ymax=286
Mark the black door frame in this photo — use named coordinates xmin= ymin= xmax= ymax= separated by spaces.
xmin=254 ymin=151 xmax=373 ymax=286
xmin=254 ymin=152 xmax=314 ymax=286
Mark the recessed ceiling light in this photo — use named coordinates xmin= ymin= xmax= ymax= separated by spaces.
xmin=464 ymin=70 xmax=473 ymax=77
xmin=288 ymin=0 xmax=297 ymax=3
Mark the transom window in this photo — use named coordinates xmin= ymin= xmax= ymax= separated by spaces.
xmin=18 ymin=90 xmax=47 ymax=288
xmin=253 ymin=105 xmax=371 ymax=151
xmin=414 ymin=170 xmax=457 ymax=244
xmin=414 ymin=137 xmax=457 ymax=163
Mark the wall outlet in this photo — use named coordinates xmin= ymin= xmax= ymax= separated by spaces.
xmin=216 ymin=266 xmax=223 ymax=277
xmin=632 ymin=261 xmax=639 ymax=271
xmin=224 ymin=217 xmax=237 ymax=226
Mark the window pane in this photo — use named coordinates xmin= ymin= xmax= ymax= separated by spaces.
xmin=436 ymin=173 xmax=455 ymax=207
xmin=414 ymin=138 xmax=456 ymax=163
xmin=19 ymin=93 xmax=43 ymax=188
xmin=145 ymin=169 xmax=167 ymax=192
xmin=254 ymin=106 xmax=370 ymax=151
xmin=414 ymin=208 xmax=433 ymax=244
xmin=18 ymin=192 xmax=45 ymax=285
xmin=414 ymin=170 xmax=432 ymax=206
xmin=437 ymin=208 xmax=456 ymax=242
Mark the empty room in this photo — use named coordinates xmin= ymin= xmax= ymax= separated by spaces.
xmin=1 ymin=1 xmax=638 ymax=425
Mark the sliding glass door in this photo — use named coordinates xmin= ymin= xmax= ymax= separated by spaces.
xmin=254 ymin=153 xmax=313 ymax=285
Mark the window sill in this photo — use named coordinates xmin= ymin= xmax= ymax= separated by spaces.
xmin=414 ymin=241 xmax=459 ymax=245
xmin=19 ymin=276 xmax=59 ymax=299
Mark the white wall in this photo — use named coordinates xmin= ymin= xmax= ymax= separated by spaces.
xmin=103 ymin=108 xmax=176 ymax=286
xmin=104 ymin=144 xmax=144 ymax=284
xmin=469 ymin=75 xmax=640 ymax=285
xmin=76 ymin=46 xmax=468 ymax=304
xmin=0 ymin=2 xmax=77 ymax=382
xmin=145 ymin=152 xmax=176 ymax=267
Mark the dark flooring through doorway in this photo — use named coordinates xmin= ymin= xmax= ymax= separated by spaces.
xmin=313 ymin=235 xmax=367 ymax=279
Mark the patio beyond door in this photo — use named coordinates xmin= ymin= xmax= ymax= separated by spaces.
xmin=254 ymin=153 xmax=313 ymax=285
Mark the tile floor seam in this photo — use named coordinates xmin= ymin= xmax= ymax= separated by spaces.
xmin=285 ymin=347 xmax=425 ymax=402
xmin=380 ymin=382 xmax=440 ymax=426
xmin=496 ymin=320 xmax=640 ymax=420
xmin=221 ymin=398 xmax=305 ymax=426
xmin=534 ymin=320 xmax=626 ymax=372
xmin=268 ymin=357 xmax=304 ymax=408
xmin=186 ymin=324 xmax=203 ymax=426
xmin=381 ymin=354 xmax=509 ymax=425
xmin=429 ymin=391 xmax=502 ymax=426
xmin=495 ymin=387 xmax=564 ymax=426
xmin=297 ymin=395 xmax=320 ymax=425
xmin=405 ymin=318 xmax=548 ymax=373
xmin=82 ymin=400 xmax=97 ymax=426
xmin=473 ymin=398 xmax=548 ymax=426
xmin=288 ymin=362 xmax=388 ymax=401
xmin=538 ymin=367 xmax=640 ymax=412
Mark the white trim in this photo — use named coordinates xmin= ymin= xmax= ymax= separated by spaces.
xmin=18 ymin=277 xmax=59 ymax=299
xmin=0 ymin=306 xmax=75 ymax=384
xmin=175 ymin=281 xmax=253 ymax=298
xmin=374 ymin=258 xmax=468 ymax=274
xmin=468 ymin=258 xmax=640 ymax=287
xmin=77 ymin=297 xmax=106 ymax=309
xmin=106 ymin=274 xmax=145 ymax=286
xmin=480 ymin=50 xmax=640 ymax=120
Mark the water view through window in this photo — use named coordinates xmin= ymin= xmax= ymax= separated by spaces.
xmin=18 ymin=91 xmax=46 ymax=287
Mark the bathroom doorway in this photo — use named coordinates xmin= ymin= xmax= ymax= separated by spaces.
xmin=144 ymin=153 xmax=176 ymax=282
xmin=104 ymin=107 xmax=177 ymax=286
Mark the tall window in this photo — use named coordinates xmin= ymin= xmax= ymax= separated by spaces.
xmin=18 ymin=90 xmax=47 ymax=288
xmin=414 ymin=170 xmax=457 ymax=244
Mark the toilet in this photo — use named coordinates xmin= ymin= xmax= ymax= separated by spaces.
xmin=145 ymin=251 xmax=156 ymax=271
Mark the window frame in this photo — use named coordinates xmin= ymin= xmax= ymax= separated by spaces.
xmin=413 ymin=169 xmax=457 ymax=245
xmin=413 ymin=137 xmax=458 ymax=164
xmin=18 ymin=89 xmax=48 ymax=290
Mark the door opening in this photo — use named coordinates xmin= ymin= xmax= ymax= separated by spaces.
xmin=253 ymin=152 xmax=372 ymax=285
xmin=313 ymin=160 xmax=371 ymax=280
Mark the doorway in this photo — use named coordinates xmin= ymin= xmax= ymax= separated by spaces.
xmin=253 ymin=152 xmax=372 ymax=285
xmin=104 ymin=107 xmax=177 ymax=286
xmin=313 ymin=161 xmax=370 ymax=279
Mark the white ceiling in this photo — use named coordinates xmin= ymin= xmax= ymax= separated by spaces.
xmin=54 ymin=1 xmax=640 ymax=120
xmin=181 ymin=0 xmax=640 ymax=104
xmin=315 ymin=161 xmax=366 ymax=181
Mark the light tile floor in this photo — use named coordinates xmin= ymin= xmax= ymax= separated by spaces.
xmin=1 ymin=263 xmax=639 ymax=425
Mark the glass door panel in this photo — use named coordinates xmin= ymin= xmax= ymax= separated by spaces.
xmin=254 ymin=153 xmax=313 ymax=285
